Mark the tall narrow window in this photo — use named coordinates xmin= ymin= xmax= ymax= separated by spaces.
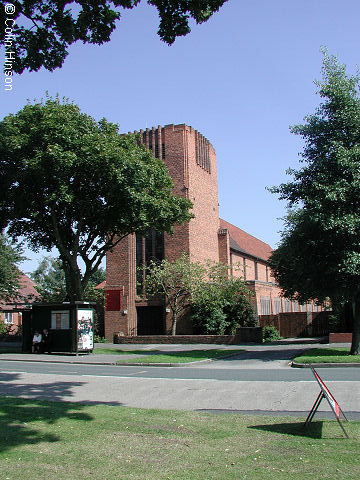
xmin=260 ymin=296 xmax=271 ymax=315
xmin=4 ymin=312 xmax=13 ymax=324
xmin=136 ymin=230 xmax=164 ymax=295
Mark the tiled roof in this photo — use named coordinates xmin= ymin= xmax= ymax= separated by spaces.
xmin=18 ymin=272 xmax=39 ymax=300
xmin=220 ymin=218 xmax=273 ymax=261
xmin=0 ymin=272 xmax=39 ymax=310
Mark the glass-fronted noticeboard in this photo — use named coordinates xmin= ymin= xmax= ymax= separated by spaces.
xmin=77 ymin=308 xmax=94 ymax=351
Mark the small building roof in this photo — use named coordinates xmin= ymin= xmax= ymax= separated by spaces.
xmin=95 ymin=280 xmax=106 ymax=290
xmin=0 ymin=272 xmax=39 ymax=310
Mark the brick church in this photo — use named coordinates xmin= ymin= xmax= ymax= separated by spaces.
xmin=104 ymin=124 xmax=320 ymax=339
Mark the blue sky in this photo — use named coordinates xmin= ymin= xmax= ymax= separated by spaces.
xmin=1 ymin=0 xmax=360 ymax=273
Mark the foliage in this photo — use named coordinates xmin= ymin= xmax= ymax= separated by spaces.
xmin=145 ymin=253 xmax=206 ymax=335
xmin=0 ymin=319 xmax=8 ymax=335
xmin=0 ymin=97 xmax=192 ymax=302
xmin=269 ymin=51 xmax=360 ymax=354
xmin=262 ymin=325 xmax=282 ymax=343
xmin=328 ymin=313 xmax=342 ymax=334
xmin=30 ymin=256 xmax=67 ymax=303
xmin=145 ymin=255 xmax=255 ymax=335
xmin=0 ymin=233 xmax=24 ymax=302
xmin=192 ymin=263 xmax=256 ymax=335
xmin=93 ymin=335 xmax=108 ymax=343
xmin=30 ymin=255 xmax=106 ymax=336
xmin=192 ymin=303 xmax=227 ymax=335
xmin=0 ymin=1 xmax=228 ymax=74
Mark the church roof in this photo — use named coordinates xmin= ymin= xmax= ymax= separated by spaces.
xmin=219 ymin=218 xmax=273 ymax=262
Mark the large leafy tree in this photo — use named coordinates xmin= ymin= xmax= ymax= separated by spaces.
xmin=0 ymin=0 xmax=228 ymax=73
xmin=0 ymin=97 xmax=193 ymax=302
xmin=270 ymin=52 xmax=360 ymax=354
xmin=0 ymin=233 xmax=23 ymax=302
xmin=30 ymin=256 xmax=67 ymax=303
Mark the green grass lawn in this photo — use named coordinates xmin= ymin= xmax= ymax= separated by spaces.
xmin=0 ymin=396 xmax=359 ymax=480
xmin=293 ymin=347 xmax=360 ymax=364
xmin=94 ymin=348 xmax=244 ymax=363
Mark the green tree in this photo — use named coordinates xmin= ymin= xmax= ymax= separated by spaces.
xmin=30 ymin=256 xmax=67 ymax=303
xmin=1 ymin=1 xmax=228 ymax=74
xmin=145 ymin=254 xmax=206 ymax=335
xmin=0 ymin=98 xmax=192 ymax=302
xmin=145 ymin=255 xmax=255 ymax=335
xmin=31 ymin=256 xmax=106 ymax=335
xmin=269 ymin=52 xmax=360 ymax=354
xmin=0 ymin=233 xmax=23 ymax=302
xmin=192 ymin=262 xmax=255 ymax=334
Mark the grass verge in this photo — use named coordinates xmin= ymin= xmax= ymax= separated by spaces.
xmin=293 ymin=347 xmax=360 ymax=364
xmin=94 ymin=348 xmax=244 ymax=363
xmin=0 ymin=396 xmax=359 ymax=480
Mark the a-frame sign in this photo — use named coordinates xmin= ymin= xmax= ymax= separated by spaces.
xmin=304 ymin=365 xmax=349 ymax=438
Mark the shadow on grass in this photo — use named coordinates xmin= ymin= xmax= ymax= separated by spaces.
xmin=248 ymin=421 xmax=324 ymax=438
xmin=0 ymin=372 xmax=123 ymax=453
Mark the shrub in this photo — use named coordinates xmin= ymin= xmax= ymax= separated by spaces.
xmin=328 ymin=314 xmax=342 ymax=333
xmin=191 ymin=266 xmax=255 ymax=335
xmin=262 ymin=326 xmax=282 ymax=342
xmin=94 ymin=335 xmax=107 ymax=343
xmin=0 ymin=319 xmax=7 ymax=336
xmin=192 ymin=304 xmax=228 ymax=335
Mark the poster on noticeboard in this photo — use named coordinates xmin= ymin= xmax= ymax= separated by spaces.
xmin=77 ymin=309 xmax=94 ymax=351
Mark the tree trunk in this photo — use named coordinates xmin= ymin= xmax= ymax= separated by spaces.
xmin=171 ymin=311 xmax=177 ymax=336
xmin=350 ymin=296 xmax=360 ymax=355
xmin=62 ymin=259 xmax=84 ymax=302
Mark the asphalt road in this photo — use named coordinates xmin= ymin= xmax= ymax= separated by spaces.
xmin=0 ymin=360 xmax=359 ymax=418
xmin=0 ymin=343 xmax=359 ymax=418
xmin=0 ymin=360 xmax=360 ymax=382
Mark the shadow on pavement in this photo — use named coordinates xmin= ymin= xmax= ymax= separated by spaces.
xmin=218 ymin=347 xmax=309 ymax=363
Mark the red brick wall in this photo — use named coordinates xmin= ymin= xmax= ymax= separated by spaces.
xmin=163 ymin=125 xmax=190 ymax=262
xmin=114 ymin=329 xmax=262 ymax=344
xmin=218 ymin=229 xmax=230 ymax=265
xmin=186 ymin=127 xmax=219 ymax=264
xmin=259 ymin=312 xmax=330 ymax=338
xmin=105 ymin=234 xmax=136 ymax=338
xmin=329 ymin=332 xmax=352 ymax=343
